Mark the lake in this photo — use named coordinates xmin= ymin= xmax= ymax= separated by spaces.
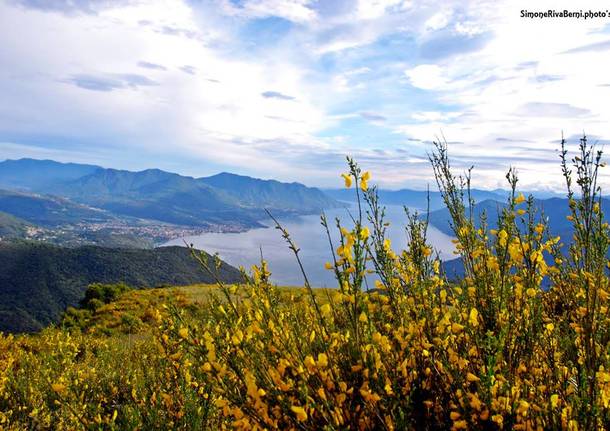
xmin=163 ymin=204 xmax=456 ymax=287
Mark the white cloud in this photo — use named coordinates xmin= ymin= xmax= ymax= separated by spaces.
xmin=217 ymin=0 xmax=317 ymax=23
xmin=404 ymin=64 xmax=447 ymax=90
xmin=424 ymin=9 xmax=451 ymax=32
xmin=411 ymin=111 xmax=460 ymax=122
xmin=355 ymin=0 xmax=411 ymax=20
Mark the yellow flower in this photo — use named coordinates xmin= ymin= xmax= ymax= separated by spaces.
xmin=469 ymin=308 xmax=479 ymax=327
xmin=451 ymin=322 xmax=464 ymax=334
xmin=498 ymin=229 xmax=508 ymax=247
xmin=317 ymin=353 xmax=328 ymax=368
xmin=517 ymin=400 xmax=530 ymax=415
xmin=231 ymin=329 xmax=243 ymax=345
xmin=515 ymin=193 xmax=526 ymax=205
xmin=551 ymin=394 xmax=559 ymax=408
xmin=466 ymin=372 xmax=480 ymax=382
xmin=360 ymin=226 xmax=370 ymax=240
xmin=290 ymin=405 xmax=308 ymax=421
xmin=324 ymin=261 xmax=333 ymax=270
xmin=51 ymin=383 xmax=66 ymax=394
xmin=304 ymin=355 xmax=316 ymax=371
xmin=526 ymin=288 xmax=537 ymax=298
xmin=359 ymin=312 xmax=368 ymax=323
xmin=517 ymin=209 xmax=526 ymax=216
xmin=440 ymin=289 xmax=447 ymax=302
xmin=492 ymin=414 xmax=503 ymax=426
xmin=317 ymin=388 xmax=327 ymax=400
xmin=383 ymin=238 xmax=391 ymax=251
xmin=341 ymin=173 xmax=352 ymax=188
xmin=453 ymin=420 xmax=468 ymax=429
xmin=178 ymin=327 xmax=189 ymax=339
xmin=360 ymin=171 xmax=371 ymax=191
xmin=321 ymin=303 xmax=332 ymax=316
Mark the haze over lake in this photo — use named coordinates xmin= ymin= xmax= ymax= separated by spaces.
xmin=164 ymin=204 xmax=456 ymax=286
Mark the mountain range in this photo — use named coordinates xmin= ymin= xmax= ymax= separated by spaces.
xmin=323 ymin=187 xmax=563 ymax=211
xmin=426 ymin=197 xmax=608 ymax=244
xmin=0 ymin=159 xmax=341 ymax=243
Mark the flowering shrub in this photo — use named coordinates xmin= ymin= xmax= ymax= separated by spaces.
xmin=1 ymin=136 xmax=610 ymax=430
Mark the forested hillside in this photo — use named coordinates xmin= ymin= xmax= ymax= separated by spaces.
xmin=0 ymin=241 xmax=241 ymax=333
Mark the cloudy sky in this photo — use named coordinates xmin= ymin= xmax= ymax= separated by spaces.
xmin=1 ymin=0 xmax=610 ymax=190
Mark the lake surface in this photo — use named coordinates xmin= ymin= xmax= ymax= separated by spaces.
xmin=163 ymin=204 xmax=456 ymax=287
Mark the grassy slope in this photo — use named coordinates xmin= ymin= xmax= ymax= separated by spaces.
xmin=60 ymin=283 xmax=335 ymax=336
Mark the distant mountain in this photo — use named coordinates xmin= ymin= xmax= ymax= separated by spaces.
xmin=50 ymin=168 xmax=255 ymax=227
xmin=427 ymin=197 xmax=610 ymax=241
xmin=200 ymin=172 xmax=339 ymax=213
xmin=0 ymin=159 xmax=339 ymax=229
xmin=323 ymin=188 xmax=507 ymax=211
xmin=489 ymin=188 xmax=564 ymax=200
xmin=0 ymin=158 xmax=100 ymax=191
xmin=0 ymin=188 xmax=114 ymax=227
xmin=0 ymin=241 xmax=242 ymax=333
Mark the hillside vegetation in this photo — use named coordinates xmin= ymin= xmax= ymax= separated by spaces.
xmin=0 ymin=211 xmax=31 ymax=239
xmin=0 ymin=242 xmax=241 ymax=333
xmin=1 ymin=137 xmax=610 ymax=430
xmin=0 ymin=189 xmax=115 ymax=226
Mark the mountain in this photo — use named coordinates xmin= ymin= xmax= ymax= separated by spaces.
xmin=50 ymin=168 xmax=257 ymax=227
xmin=0 ymin=159 xmax=339 ymax=229
xmin=0 ymin=241 xmax=242 ymax=333
xmin=0 ymin=158 xmax=100 ymax=191
xmin=427 ymin=197 xmax=610 ymax=240
xmin=489 ymin=188 xmax=564 ymax=200
xmin=323 ymin=188 xmax=506 ymax=211
xmin=0 ymin=188 xmax=114 ymax=227
xmin=200 ymin=172 xmax=339 ymax=213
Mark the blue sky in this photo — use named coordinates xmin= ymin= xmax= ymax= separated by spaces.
xmin=1 ymin=0 xmax=610 ymax=190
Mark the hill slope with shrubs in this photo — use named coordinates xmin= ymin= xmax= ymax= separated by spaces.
xmin=0 ymin=242 xmax=241 ymax=333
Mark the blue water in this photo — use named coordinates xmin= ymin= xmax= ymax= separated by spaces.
xmin=163 ymin=204 xmax=456 ymax=287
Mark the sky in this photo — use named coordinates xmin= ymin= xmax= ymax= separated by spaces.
xmin=1 ymin=0 xmax=610 ymax=191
